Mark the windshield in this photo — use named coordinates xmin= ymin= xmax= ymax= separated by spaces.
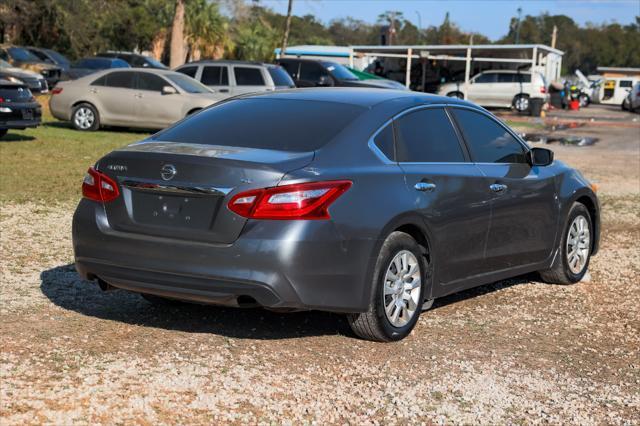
xmin=268 ymin=66 xmax=295 ymax=87
xmin=323 ymin=62 xmax=358 ymax=81
xmin=45 ymin=49 xmax=70 ymax=65
xmin=166 ymin=74 xmax=211 ymax=93
xmin=8 ymin=47 xmax=41 ymax=62
xmin=152 ymin=98 xmax=365 ymax=152
xmin=0 ymin=86 xmax=33 ymax=100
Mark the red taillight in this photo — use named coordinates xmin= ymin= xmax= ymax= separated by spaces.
xmin=51 ymin=87 xmax=63 ymax=95
xmin=82 ymin=167 xmax=120 ymax=203
xmin=540 ymin=87 xmax=547 ymax=94
xmin=228 ymin=180 xmax=352 ymax=220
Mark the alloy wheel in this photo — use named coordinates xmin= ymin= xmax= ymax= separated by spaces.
xmin=515 ymin=96 xmax=529 ymax=111
xmin=383 ymin=250 xmax=421 ymax=327
xmin=566 ymin=215 xmax=590 ymax=274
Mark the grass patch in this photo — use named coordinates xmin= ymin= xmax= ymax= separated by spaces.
xmin=0 ymin=96 xmax=150 ymax=204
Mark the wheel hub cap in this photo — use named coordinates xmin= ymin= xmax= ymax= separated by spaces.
xmin=383 ymin=250 xmax=421 ymax=327
xmin=566 ymin=215 xmax=590 ymax=274
xmin=74 ymin=107 xmax=94 ymax=130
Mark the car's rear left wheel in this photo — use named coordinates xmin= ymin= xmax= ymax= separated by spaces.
xmin=513 ymin=94 xmax=530 ymax=113
xmin=72 ymin=103 xmax=100 ymax=131
xmin=348 ymin=231 xmax=426 ymax=342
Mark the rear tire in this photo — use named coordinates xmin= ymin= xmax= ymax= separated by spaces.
xmin=72 ymin=103 xmax=100 ymax=131
xmin=578 ymin=93 xmax=590 ymax=108
xmin=513 ymin=94 xmax=530 ymax=113
xmin=539 ymin=202 xmax=593 ymax=284
xmin=347 ymin=231 xmax=427 ymax=342
xmin=446 ymin=91 xmax=464 ymax=99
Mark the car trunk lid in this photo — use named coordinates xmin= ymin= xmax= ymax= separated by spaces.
xmin=96 ymin=141 xmax=314 ymax=244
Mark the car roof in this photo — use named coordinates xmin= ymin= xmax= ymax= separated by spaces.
xmin=480 ymin=69 xmax=532 ymax=74
xmin=82 ymin=68 xmax=180 ymax=77
xmin=179 ymin=60 xmax=272 ymax=67
xmin=242 ymin=87 xmax=473 ymax=109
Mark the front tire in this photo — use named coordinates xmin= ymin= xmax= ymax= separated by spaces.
xmin=578 ymin=93 xmax=590 ymax=108
xmin=539 ymin=202 xmax=593 ymax=284
xmin=72 ymin=103 xmax=100 ymax=131
xmin=347 ymin=232 xmax=427 ymax=342
xmin=513 ymin=94 xmax=530 ymax=113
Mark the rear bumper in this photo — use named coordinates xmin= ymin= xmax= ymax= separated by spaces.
xmin=73 ymin=200 xmax=376 ymax=312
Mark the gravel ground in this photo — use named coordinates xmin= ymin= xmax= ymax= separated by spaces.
xmin=1 ymin=112 xmax=639 ymax=424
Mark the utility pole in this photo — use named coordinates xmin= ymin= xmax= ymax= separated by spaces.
xmin=551 ymin=25 xmax=558 ymax=49
xmin=280 ymin=0 xmax=294 ymax=58
xmin=415 ymin=10 xmax=422 ymax=42
xmin=515 ymin=7 xmax=522 ymax=44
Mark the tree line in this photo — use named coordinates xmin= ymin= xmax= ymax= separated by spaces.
xmin=1 ymin=0 xmax=638 ymax=74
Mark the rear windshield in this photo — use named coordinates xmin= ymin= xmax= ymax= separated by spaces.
xmin=152 ymin=98 xmax=365 ymax=152
xmin=0 ymin=86 xmax=32 ymax=100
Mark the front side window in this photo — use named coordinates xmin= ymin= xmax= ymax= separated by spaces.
xmin=234 ymin=67 xmax=264 ymax=86
xmin=452 ymin=108 xmax=527 ymax=164
xmin=497 ymin=73 xmax=515 ymax=83
xmin=137 ymin=72 xmax=166 ymax=92
xmin=394 ymin=108 xmax=466 ymax=163
xmin=165 ymin=74 xmax=211 ymax=93
xmin=299 ymin=62 xmax=325 ymax=82
xmin=201 ymin=66 xmax=228 ymax=86
xmin=105 ymin=71 xmax=135 ymax=89
xmin=278 ymin=61 xmax=299 ymax=79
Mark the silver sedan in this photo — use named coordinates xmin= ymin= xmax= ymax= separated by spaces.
xmin=49 ymin=68 xmax=225 ymax=131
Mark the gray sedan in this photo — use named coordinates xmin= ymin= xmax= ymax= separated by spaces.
xmin=49 ymin=69 xmax=225 ymax=131
xmin=72 ymin=88 xmax=600 ymax=341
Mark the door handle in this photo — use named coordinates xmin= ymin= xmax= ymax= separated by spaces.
xmin=134 ymin=93 xmax=143 ymax=98
xmin=219 ymin=89 xmax=229 ymax=93
xmin=414 ymin=182 xmax=436 ymax=192
xmin=490 ymin=183 xmax=508 ymax=193
xmin=89 ymin=88 xmax=97 ymax=94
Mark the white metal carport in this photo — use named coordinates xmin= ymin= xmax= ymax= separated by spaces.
xmin=349 ymin=44 xmax=563 ymax=97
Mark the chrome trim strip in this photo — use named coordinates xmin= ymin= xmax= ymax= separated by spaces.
xmin=121 ymin=179 xmax=232 ymax=196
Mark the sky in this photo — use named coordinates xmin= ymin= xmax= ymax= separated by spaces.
xmin=258 ymin=0 xmax=640 ymax=41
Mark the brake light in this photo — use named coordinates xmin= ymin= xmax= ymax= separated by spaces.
xmin=540 ymin=87 xmax=547 ymax=94
xmin=82 ymin=167 xmax=120 ymax=202
xmin=51 ymin=87 xmax=63 ymax=95
xmin=228 ymin=180 xmax=352 ymax=220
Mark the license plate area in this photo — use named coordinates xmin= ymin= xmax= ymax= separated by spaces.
xmin=131 ymin=192 xmax=220 ymax=230
xmin=22 ymin=109 xmax=33 ymax=120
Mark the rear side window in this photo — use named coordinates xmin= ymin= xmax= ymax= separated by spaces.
xmin=91 ymin=75 xmax=107 ymax=86
xmin=620 ymin=80 xmax=633 ymax=88
xmin=452 ymin=108 xmax=527 ymax=164
xmin=234 ymin=67 xmax=264 ymax=86
xmin=497 ymin=74 xmax=515 ymax=83
xmin=201 ymin=66 xmax=228 ymax=86
xmin=105 ymin=71 xmax=135 ymax=89
xmin=515 ymin=73 xmax=531 ymax=83
xmin=475 ymin=73 xmax=497 ymax=83
xmin=153 ymin=98 xmax=365 ymax=152
xmin=394 ymin=108 xmax=465 ymax=163
xmin=373 ymin=123 xmax=395 ymax=161
xmin=137 ymin=72 xmax=166 ymax=92
xmin=177 ymin=66 xmax=198 ymax=78
xmin=299 ymin=62 xmax=325 ymax=82
xmin=268 ymin=66 xmax=295 ymax=87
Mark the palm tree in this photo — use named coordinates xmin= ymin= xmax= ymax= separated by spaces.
xmin=170 ymin=0 xmax=186 ymax=68
xmin=280 ymin=0 xmax=293 ymax=56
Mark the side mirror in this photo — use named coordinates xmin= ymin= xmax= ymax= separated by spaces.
xmin=317 ymin=74 xmax=333 ymax=87
xmin=161 ymin=85 xmax=177 ymax=95
xmin=529 ymin=147 xmax=554 ymax=166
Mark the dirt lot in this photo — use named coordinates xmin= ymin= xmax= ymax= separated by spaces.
xmin=1 ymin=104 xmax=639 ymax=424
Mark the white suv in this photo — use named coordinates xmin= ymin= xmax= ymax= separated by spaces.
xmin=438 ymin=70 xmax=548 ymax=115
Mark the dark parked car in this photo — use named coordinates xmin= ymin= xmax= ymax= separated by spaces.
xmin=66 ymin=57 xmax=130 ymax=79
xmin=73 ymin=89 xmax=600 ymax=341
xmin=0 ymin=79 xmax=42 ymax=138
xmin=0 ymin=44 xmax=62 ymax=86
xmin=277 ymin=58 xmax=406 ymax=89
xmin=25 ymin=46 xmax=72 ymax=72
xmin=97 ymin=51 xmax=168 ymax=69
xmin=0 ymin=59 xmax=48 ymax=93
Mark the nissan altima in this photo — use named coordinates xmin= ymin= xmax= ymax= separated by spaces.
xmin=73 ymin=88 xmax=600 ymax=341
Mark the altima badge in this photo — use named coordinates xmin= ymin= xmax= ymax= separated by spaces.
xmin=161 ymin=164 xmax=177 ymax=181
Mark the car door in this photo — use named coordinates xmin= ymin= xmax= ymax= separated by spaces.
xmin=134 ymin=71 xmax=180 ymax=128
xmin=450 ymin=106 xmax=559 ymax=272
xmin=467 ymin=72 xmax=497 ymax=106
xmin=394 ymin=106 xmax=493 ymax=292
xmin=94 ymin=71 xmax=136 ymax=125
xmin=497 ymin=73 xmax=518 ymax=106
xmin=200 ymin=65 xmax=231 ymax=96
xmin=231 ymin=66 xmax=268 ymax=95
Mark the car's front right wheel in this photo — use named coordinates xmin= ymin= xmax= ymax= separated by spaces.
xmin=348 ymin=231 xmax=427 ymax=342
